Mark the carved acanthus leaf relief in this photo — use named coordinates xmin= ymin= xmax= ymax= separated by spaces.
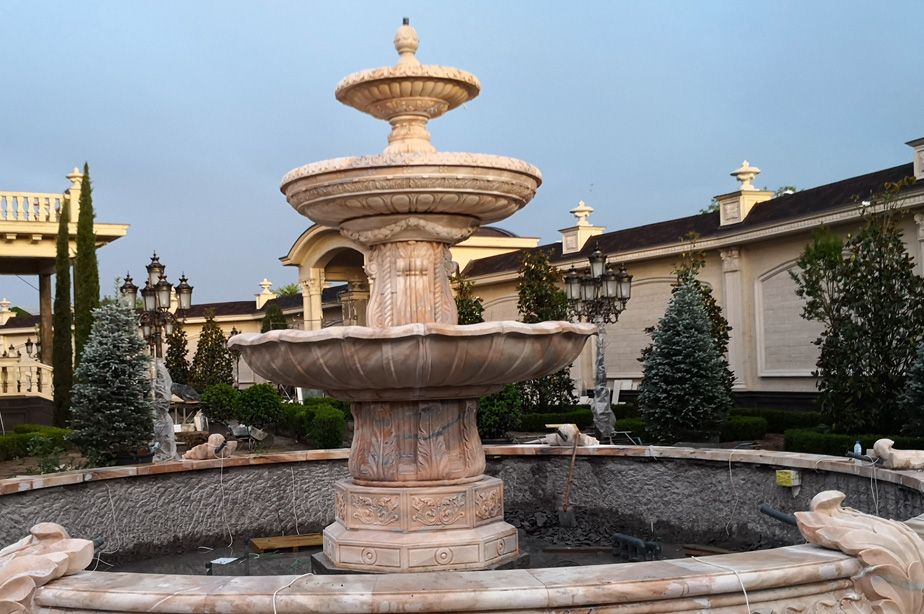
xmin=750 ymin=594 xmax=871 ymax=614
xmin=459 ymin=400 xmax=482 ymax=473
xmin=411 ymin=494 xmax=466 ymax=526
xmin=795 ymin=490 xmax=922 ymax=614
xmin=350 ymin=495 xmax=400 ymax=526
xmin=334 ymin=490 xmax=346 ymax=521
xmin=0 ymin=523 xmax=94 ymax=613
xmin=341 ymin=216 xmax=478 ymax=245
xmin=474 ymin=487 xmax=503 ymax=521
xmin=354 ymin=403 xmax=399 ymax=481
xmin=416 ymin=404 xmax=450 ymax=480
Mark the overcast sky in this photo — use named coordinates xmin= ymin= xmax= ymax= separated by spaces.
xmin=1 ymin=0 xmax=921 ymax=311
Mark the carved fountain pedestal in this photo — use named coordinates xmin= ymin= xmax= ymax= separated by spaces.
xmin=230 ymin=21 xmax=595 ymax=573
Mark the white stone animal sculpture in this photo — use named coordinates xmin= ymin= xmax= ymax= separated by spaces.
xmin=873 ymin=438 xmax=924 ymax=470
xmin=0 ymin=522 xmax=94 ymax=613
xmin=542 ymin=423 xmax=599 ymax=447
xmin=182 ymin=434 xmax=238 ymax=460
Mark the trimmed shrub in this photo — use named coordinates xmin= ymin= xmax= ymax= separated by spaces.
xmin=719 ymin=415 xmax=768 ymax=442
xmin=612 ymin=403 xmax=640 ymax=420
xmin=282 ymin=403 xmax=317 ymax=441
xmin=0 ymin=428 xmax=70 ymax=461
xmin=614 ymin=418 xmax=649 ymax=443
xmin=477 ymin=385 xmax=523 ymax=440
xmin=200 ymin=384 xmax=240 ymax=424
xmin=237 ymin=384 xmax=285 ymax=429
xmin=302 ymin=396 xmax=350 ymax=416
xmin=784 ymin=429 xmax=924 ymax=456
xmin=731 ymin=408 xmax=823 ymax=433
xmin=312 ymin=405 xmax=346 ymax=449
xmin=0 ymin=433 xmax=36 ymax=461
xmin=519 ymin=407 xmax=594 ymax=432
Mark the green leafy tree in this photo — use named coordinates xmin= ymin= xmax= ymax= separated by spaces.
xmin=74 ymin=163 xmax=100 ymax=364
xmin=774 ymin=185 xmax=799 ymax=197
xmin=52 ymin=196 xmax=74 ymax=426
xmin=638 ymin=279 xmax=734 ymax=443
xmin=273 ymin=283 xmax=300 ymax=296
xmin=792 ymin=177 xmax=924 ymax=434
xmin=452 ymin=272 xmax=484 ymax=325
xmin=261 ymin=303 xmax=288 ymax=332
xmin=189 ymin=310 xmax=234 ymax=391
xmin=901 ymin=341 xmax=924 ymax=435
xmin=69 ymin=302 xmax=153 ymax=465
xmin=515 ymin=249 xmax=575 ymax=411
xmin=165 ymin=321 xmax=191 ymax=384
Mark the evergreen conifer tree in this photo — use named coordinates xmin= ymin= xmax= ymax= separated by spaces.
xmin=260 ymin=303 xmax=288 ymax=332
xmin=452 ymin=272 xmax=484 ymax=325
xmin=69 ymin=302 xmax=153 ymax=465
xmin=515 ymin=249 xmax=575 ymax=411
xmin=638 ymin=280 xmax=733 ymax=443
xmin=52 ymin=196 xmax=74 ymax=426
xmin=165 ymin=321 xmax=191 ymax=384
xmin=189 ymin=311 xmax=234 ymax=391
xmin=74 ymin=163 xmax=100 ymax=364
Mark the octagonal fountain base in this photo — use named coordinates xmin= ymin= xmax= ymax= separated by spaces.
xmin=322 ymin=476 xmax=518 ymax=572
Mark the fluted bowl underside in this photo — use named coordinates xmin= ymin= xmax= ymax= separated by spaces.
xmin=280 ymin=152 xmax=542 ymax=232
xmin=335 ymin=65 xmax=481 ymax=120
xmin=228 ymin=321 xmax=595 ymax=401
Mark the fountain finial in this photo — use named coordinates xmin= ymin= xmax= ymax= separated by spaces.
xmin=394 ymin=18 xmax=420 ymax=67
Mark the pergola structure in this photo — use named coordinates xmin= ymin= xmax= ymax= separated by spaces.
xmin=0 ymin=167 xmax=129 ymax=363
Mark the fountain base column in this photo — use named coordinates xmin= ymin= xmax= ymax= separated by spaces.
xmin=322 ymin=476 xmax=518 ymax=572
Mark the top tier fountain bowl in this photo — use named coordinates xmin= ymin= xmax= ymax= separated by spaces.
xmin=229 ymin=20 xmax=596 ymax=573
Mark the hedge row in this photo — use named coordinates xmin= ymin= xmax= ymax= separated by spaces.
xmin=720 ymin=416 xmax=768 ymax=442
xmin=518 ymin=407 xmax=594 ymax=432
xmin=0 ymin=426 xmax=70 ymax=461
xmin=280 ymin=400 xmax=346 ymax=449
xmin=784 ymin=429 xmax=924 ymax=456
xmin=731 ymin=408 xmax=823 ymax=433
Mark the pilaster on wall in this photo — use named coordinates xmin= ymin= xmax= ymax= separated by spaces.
xmin=300 ymin=269 xmax=325 ymax=331
xmin=914 ymin=214 xmax=924 ymax=276
xmin=720 ymin=248 xmax=746 ymax=389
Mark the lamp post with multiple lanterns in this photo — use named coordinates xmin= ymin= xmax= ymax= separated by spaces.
xmin=119 ymin=253 xmax=193 ymax=358
xmin=564 ymin=246 xmax=632 ymax=442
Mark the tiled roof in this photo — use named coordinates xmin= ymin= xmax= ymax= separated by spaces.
xmin=0 ymin=314 xmax=40 ymax=330
xmin=463 ymin=163 xmax=916 ymax=277
xmin=180 ymin=284 xmax=345 ymax=319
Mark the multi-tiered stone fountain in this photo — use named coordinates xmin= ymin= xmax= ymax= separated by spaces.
xmin=229 ymin=20 xmax=595 ymax=573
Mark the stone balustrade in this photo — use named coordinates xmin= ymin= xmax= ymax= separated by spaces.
xmin=0 ymin=191 xmax=65 ymax=223
xmin=0 ymin=356 xmax=53 ymax=401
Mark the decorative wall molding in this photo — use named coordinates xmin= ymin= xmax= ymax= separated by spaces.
xmin=754 ymin=259 xmax=818 ymax=378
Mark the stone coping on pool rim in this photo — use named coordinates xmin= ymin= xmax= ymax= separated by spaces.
xmin=5 ymin=445 xmax=921 ymax=613
xmin=3 ymin=444 xmax=922 ymax=496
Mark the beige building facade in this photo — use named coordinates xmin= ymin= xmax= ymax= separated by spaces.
xmin=464 ymin=139 xmax=924 ymax=401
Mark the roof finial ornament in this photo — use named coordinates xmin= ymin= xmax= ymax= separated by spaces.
xmin=394 ymin=17 xmax=420 ymax=67
xmin=731 ymin=160 xmax=761 ymax=191
xmin=570 ymin=200 xmax=594 ymax=227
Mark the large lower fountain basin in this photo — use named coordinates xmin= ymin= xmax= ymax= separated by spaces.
xmin=228 ymin=321 xmax=595 ymax=401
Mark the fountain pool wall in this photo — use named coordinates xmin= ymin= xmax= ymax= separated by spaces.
xmin=2 ymin=446 xmax=921 ymax=562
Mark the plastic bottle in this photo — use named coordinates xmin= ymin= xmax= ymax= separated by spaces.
xmin=854 ymin=439 xmax=863 ymax=461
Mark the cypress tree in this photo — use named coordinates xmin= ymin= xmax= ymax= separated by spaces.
xmin=74 ymin=162 xmax=100 ymax=363
xmin=165 ymin=321 xmax=191 ymax=384
xmin=189 ymin=310 xmax=234 ymax=391
xmin=52 ymin=196 xmax=74 ymax=426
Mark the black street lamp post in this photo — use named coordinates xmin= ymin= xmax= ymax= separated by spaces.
xmin=120 ymin=253 xmax=193 ymax=358
xmin=564 ymin=246 xmax=632 ymax=442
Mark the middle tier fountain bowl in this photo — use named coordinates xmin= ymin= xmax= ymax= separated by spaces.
xmin=229 ymin=321 xmax=595 ymax=402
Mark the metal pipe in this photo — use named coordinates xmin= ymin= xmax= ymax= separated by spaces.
xmin=759 ymin=504 xmax=797 ymax=526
